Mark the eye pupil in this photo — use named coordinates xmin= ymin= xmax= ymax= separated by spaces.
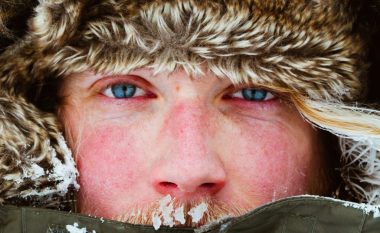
xmin=111 ymin=84 xmax=136 ymax=98
xmin=242 ymin=89 xmax=267 ymax=101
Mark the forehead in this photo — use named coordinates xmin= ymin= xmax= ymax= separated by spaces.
xmin=33 ymin=0 xmax=364 ymax=101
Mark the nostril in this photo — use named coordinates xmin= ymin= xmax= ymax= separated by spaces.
xmin=154 ymin=181 xmax=225 ymax=196
xmin=200 ymin=182 xmax=225 ymax=194
xmin=160 ymin=182 xmax=178 ymax=188
xmin=200 ymin=183 xmax=215 ymax=188
xmin=155 ymin=181 xmax=179 ymax=195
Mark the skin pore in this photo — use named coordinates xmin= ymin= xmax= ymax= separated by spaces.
xmin=58 ymin=68 xmax=328 ymax=227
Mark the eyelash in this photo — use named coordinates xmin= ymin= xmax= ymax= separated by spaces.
xmin=96 ymin=76 xmax=154 ymax=99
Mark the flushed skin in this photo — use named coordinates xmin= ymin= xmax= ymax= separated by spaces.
xmin=0 ymin=0 xmax=380 ymax=232
xmin=59 ymin=68 xmax=327 ymax=220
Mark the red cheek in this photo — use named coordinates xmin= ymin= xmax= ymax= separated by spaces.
xmin=76 ymin=126 xmax=143 ymax=212
xmin=230 ymin=124 xmax=310 ymax=204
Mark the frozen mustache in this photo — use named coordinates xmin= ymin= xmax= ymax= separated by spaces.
xmin=115 ymin=194 xmax=247 ymax=229
xmin=152 ymin=195 xmax=208 ymax=230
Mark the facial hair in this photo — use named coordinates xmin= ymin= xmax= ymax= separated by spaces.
xmin=114 ymin=195 xmax=249 ymax=229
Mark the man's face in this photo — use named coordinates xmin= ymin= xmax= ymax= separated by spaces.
xmin=59 ymin=68 xmax=326 ymax=226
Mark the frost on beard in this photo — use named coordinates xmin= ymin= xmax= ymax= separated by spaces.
xmin=173 ymin=205 xmax=186 ymax=225
xmin=188 ymin=203 xmax=208 ymax=223
xmin=152 ymin=195 xmax=178 ymax=230
xmin=151 ymin=195 xmax=208 ymax=230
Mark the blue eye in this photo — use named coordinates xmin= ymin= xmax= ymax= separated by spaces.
xmin=231 ymin=88 xmax=275 ymax=101
xmin=111 ymin=84 xmax=136 ymax=98
xmin=242 ymin=89 xmax=267 ymax=101
xmin=103 ymin=83 xmax=145 ymax=99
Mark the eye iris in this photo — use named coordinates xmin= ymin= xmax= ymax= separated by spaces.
xmin=111 ymin=84 xmax=136 ymax=98
xmin=242 ymin=89 xmax=267 ymax=101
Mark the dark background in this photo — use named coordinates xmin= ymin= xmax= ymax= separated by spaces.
xmin=367 ymin=28 xmax=380 ymax=103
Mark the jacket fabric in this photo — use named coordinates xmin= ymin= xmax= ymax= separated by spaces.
xmin=1 ymin=196 xmax=380 ymax=233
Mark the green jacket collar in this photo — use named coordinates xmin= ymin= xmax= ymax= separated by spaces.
xmin=1 ymin=196 xmax=380 ymax=233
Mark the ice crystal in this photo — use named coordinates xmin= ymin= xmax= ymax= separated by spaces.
xmin=66 ymin=223 xmax=96 ymax=233
xmin=188 ymin=202 xmax=208 ymax=223
xmin=173 ymin=205 xmax=186 ymax=224
xmin=343 ymin=202 xmax=380 ymax=217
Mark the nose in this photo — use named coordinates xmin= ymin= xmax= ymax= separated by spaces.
xmin=152 ymin=102 xmax=226 ymax=198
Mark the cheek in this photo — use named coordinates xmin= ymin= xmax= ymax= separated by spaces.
xmin=226 ymin=121 xmax=317 ymax=204
xmin=78 ymin=129 xmax=137 ymax=187
xmin=75 ymin=125 xmax=145 ymax=215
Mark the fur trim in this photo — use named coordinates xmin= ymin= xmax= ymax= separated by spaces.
xmin=30 ymin=0 xmax=366 ymax=101
xmin=0 ymin=95 xmax=79 ymax=209
xmin=0 ymin=0 xmax=379 ymax=209
xmin=0 ymin=0 xmax=38 ymax=51
xmin=292 ymin=97 xmax=380 ymax=204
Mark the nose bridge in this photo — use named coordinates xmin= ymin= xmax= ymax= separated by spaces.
xmin=153 ymin=100 xmax=226 ymax=195
xmin=167 ymin=101 xmax=209 ymax=154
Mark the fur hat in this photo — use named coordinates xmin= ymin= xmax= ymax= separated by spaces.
xmin=0 ymin=0 xmax=379 ymax=210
